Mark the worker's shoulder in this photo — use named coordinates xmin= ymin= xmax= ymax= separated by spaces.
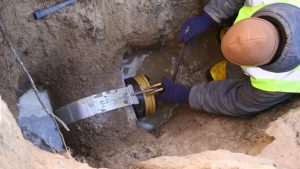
xmin=260 ymin=2 xmax=300 ymax=12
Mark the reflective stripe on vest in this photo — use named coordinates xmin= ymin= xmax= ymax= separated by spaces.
xmin=242 ymin=66 xmax=300 ymax=93
xmin=235 ymin=0 xmax=300 ymax=93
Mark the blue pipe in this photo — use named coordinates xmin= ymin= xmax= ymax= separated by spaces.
xmin=34 ymin=0 xmax=77 ymax=20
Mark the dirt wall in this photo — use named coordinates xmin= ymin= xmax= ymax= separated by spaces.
xmin=0 ymin=0 xmax=202 ymax=168
xmin=1 ymin=94 xmax=300 ymax=169
xmin=3 ymin=1 xmax=299 ymax=169
xmin=0 ymin=0 xmax=202 ymax=113
xmin=0 ymin=97 xmax=97 ymax=169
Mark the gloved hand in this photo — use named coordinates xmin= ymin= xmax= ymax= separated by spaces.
xmin=159 ymin=77 xmax=191 ymax=104
xmin=180 ymin=12 xmax=214 ymax=43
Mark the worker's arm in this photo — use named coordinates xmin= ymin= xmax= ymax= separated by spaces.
xmin=204 ymin=0 xmax=245 ymax=23
xmin=189 ymin=79 xmax=291 ymax=116
xmin=179 ymin=0 xmax=245 ymax=43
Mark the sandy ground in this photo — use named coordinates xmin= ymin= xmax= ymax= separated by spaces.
xmin=0 ymin=0 xmax=202 ymax=115
xmin=1 ymin=0 xmax=300 ymax=169
xmin=132 ymin=150 xmax=279 ymax=169
xmin=72 ymin=32 xmax=298 ymax=168
xmin=0 ymin=0 xmax=204 ymax=168
xmin=3 ymin=95 xmax=296 ymax=169
xmin=0 ymin=97 xmax=97 ymax=169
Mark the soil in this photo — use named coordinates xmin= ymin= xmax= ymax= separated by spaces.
xmin=0 ymin=0 xmax=204 ymax=168
xmin=132 ymin=150 xmax=279 ymax=169
xmin=66 ymin=31 xmax=296 ymax=168
xmin=1 ymin=0 xmax=300 ymax=169
xmin=0 ymin=98 xmax=96 ymax=169
xmin=0 ymin=0 xmax=202 ymax=115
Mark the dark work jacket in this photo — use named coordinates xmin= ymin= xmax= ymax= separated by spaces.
xmin=189 ymin=3 xmax=300 ymax=116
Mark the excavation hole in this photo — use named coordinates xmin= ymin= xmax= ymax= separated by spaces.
xmin=59 ymin=33 xmax=283 ymax=168
xmin=14 ymin=30 xmax=295 ymax=169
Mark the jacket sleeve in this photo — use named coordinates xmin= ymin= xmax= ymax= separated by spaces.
xmin=189 ymin=78 xmax=291 ymax=116
xmin=203 ymin=0 xmax=245 ymax=23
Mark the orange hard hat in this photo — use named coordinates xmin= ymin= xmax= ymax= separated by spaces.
xmin=221 ymin=18 xmax=280 ymax=66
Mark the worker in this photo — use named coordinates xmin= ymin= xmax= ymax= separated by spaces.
xmin=160 ymin=0 xmax=300 ymax=116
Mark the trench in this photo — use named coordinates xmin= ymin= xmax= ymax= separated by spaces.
xmin=1 ymin=0 xmax=299 ymax=168
xmin=16 ymin=28 xmax=287 ymax=168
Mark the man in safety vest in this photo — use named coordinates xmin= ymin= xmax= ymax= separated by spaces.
xmin=160 ymin=0 xmax=300 ymax=116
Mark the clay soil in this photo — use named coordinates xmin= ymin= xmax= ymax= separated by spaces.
xmin=0 ymin=0 xmax=299 ymax=169
xmin=63 ymin=33 xmax=297 ymax=168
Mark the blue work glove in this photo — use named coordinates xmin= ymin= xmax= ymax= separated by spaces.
xmin=159 ymin=77 xmax=191 ymax=104
xmin=180 ymin=12 xmax=214 ymax=43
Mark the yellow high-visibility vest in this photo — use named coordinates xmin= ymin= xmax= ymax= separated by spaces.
xmin=236 ymin=0 xmax=300 ymax=93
